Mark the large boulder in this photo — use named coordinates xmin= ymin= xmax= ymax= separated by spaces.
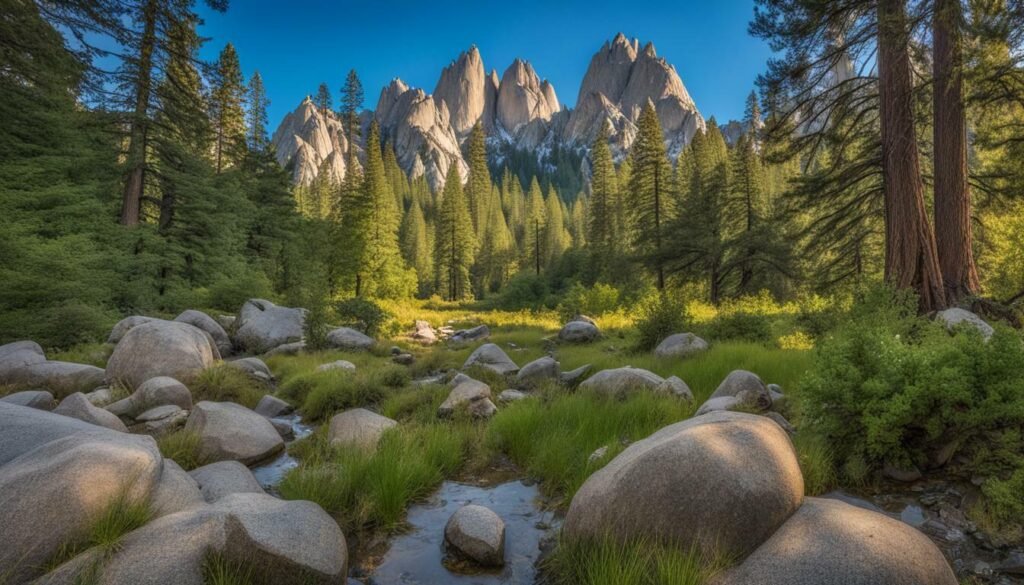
xmin=185 ymin=401 xmax=284 ymax=465
xmin=711 ymin=497 xmax=957 ymax=585
xmin=253 ymin=394 xmax=292 ymax=418
xmin=937 ymin=308 xmax=995 ymax=340
xmin=328 ymin=408 xmax=398 ymax=450
xmin=515 ymin=356 xmax=560 ymax=388
xmin=563 ymin=411 xmax=804 ymax=559
xmin=444 ymin=504 xmax=506 ymax=567
xmin=327 ymin=327 xmax=374 ymax=351
xmin=234 ymin=299 xmax=306 ymax=354
xmin=438 ymin=376 xmax=495 ymax=418
xmin=4 ymin=361 xmax=105 ymax=398
xmin=226 ymin=357 xmax=274 ymax=384
xmin=0 ymin=340 xmax=46 ymax=382
xmin=38 ymin=493 xmax=348 ymax=585
xmin=106 ymin=321 xmax=219 ymax=389
xmin=578 ymin=366 xmax=692 ymax=400
xmin=189 ymin=460 xmax=264 ymax=503
xmin=463 ymin=343 xmax=519 ymax=376
xmin=558 ymin=319 xmax=600 ymax=343
xmin=0 ymin=406 xmax=162 ymax=583
xmin=0 ymin=389 xmax=57 ymax=410
xmin=704 ymin=370 xmax=772 ymax=412
xmin=150 ymin=459 xmax=204 ymax=518
xmin=175 ymin=310 xmax=232 ymax=356
xmin=54 ymin=392 xmax=129 ymax=432
xmin=654 ymin=333 xmax=709 ymax=358
xmin=107 ymin=376 xmax=193 ymax=419
xmin=107 ymin=316 xmax=159 ymax=344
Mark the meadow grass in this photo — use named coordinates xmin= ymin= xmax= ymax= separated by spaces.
xmin=50 ymin=342 xmax=113 ymax=368
xmin=275 ymin=363 xmax=410 ymax=422
xmin=791 ymin=431 xmax=837 ymax=496
xmin=190 ymin=364 xmax=267 ymax=409
xmin=156 ymin=430 xmax=206 ymax=471
xmin=544 ymin=535 xmax=730 ymax=585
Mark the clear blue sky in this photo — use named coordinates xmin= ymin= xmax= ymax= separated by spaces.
xmin=196 ymin=0 xmax=772 ymax=130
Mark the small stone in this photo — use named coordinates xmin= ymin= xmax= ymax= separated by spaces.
xmin=498 ymin=389 xmax=528 ymax=403
xmin=316 ymin=360 xmax=357 ymax=373
xmin=326 ymin=327 xmax=374 ymax=351
xmin=445 ymin=504 xmax=506 ymax=567
xmin=588 ymin=446 xmax=609 ymax=464
xmin=254 ymin=394 xmax=292 ymax=418
xmin=392 ymin=353 xmax=415 ymax=365
xmin=329 ymin=408 xmax=398 ymax=450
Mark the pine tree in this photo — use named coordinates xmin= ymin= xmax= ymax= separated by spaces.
xmin=246 ymin=71 xmax=270 ymax=152
xmin=628 ymin=103 xmax=674 ymax=289
xmin=586 ymin=123 xmax=619 ymax=278
xmin=465 ymin=123 xmax=491 ymax=235
xmin=434 ymin=164 xmax=476 ymax=300
xmin=400 ymin=200 xmax=433 ymax=296
xmin=315 ymin=82 xmax=332 ymax=117
xmin=210 ymin=43 xmax=247 ymax=173
xmin=543 ymin=189 xmax=570 ymax=267
xmin=522 ymin=177 xmax=547 ymax=275
xmin=339 ymin=69 xmax=363 ymax=167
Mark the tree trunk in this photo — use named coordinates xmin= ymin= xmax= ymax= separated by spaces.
xmin=877 ymin=0 xmax=946 ymax=312
xmin=119 ymin=0 xmax=157 ymax=227
xmin=933 ymin=0 xmax=980 ymax=303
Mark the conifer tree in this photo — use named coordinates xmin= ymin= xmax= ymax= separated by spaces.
xmin=586 ymin=123 xmax=619 ymax=278
xmin=522 ymin=177 xmax=547 ymax=275
xmin=475 ymin=188 xmax=516 ymax=294
xmin=246 ymin=70 xmax=270 ymax=152
xmin=400 ymin=200 xmax=433 ymax=296
xmin=315 ymin=82 xmax=332 ymax=117
xmin=465 ymin=123 xmax=491 ymax=235
xmin=543 ymin=189 xmax=570 ymax=267
xmin=210 ymin=43 xmax=247 ymax=173
xmin=628 ymin=103 xmax=674 ymax=289
xmin=434 ymin=164 xmax=476 ymax=300
xmin=339 ymin=69 xmax=363 ymax=167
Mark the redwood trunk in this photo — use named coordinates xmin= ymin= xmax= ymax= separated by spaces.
xmin=119 ymin=0 xmax=157 ymax=226
xmin=933 ymin=0 xmax=980 ymax=303
xmin=877 ymin=0 xmax=946 ymax=312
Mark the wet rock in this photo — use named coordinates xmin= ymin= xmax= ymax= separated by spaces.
xmin=107 ymin=376 xmax=192 ymax=419
xmin=185 ymin=401 xmax=284 ymax=466
xmin=234 ymin=299 xmax=305 ymax=354
xmin=269 ymin=418 xmax=295 ymax=440
xmin=254 ymin=394 xmax=292 ymax=419
xmin=327 ymin=327 xmax=374 ymax=351
xmin=516 ymin=356 xmax=560 ymax=388
xmin=559 ymin=364 xmax=593 ymax=387
xmin=445 ymin=504 xmax=506 ymax=567
xmin=328 ymin=408 xmax=398 ymax=450
xmin=316 ymin=359 xmax=357 ymax=373
xmin=654 ymin=333 xmax=708 ymax=358
xmin=189 ymin=460 xmax=265 ymax=503
xmin=438 ymin=377 xmax=492 ymax=418
xmin=449 ymin=324 xmax=490 ymax=344
xmin=558 ymin=319 xmax=599 ymax=343
xmin=175 ymin=310 xmax=232 ymax=356
xmin=564 ymin=411 xmax=803 ymax=558
xmin=106 ymin=321 xmax=219 ymax=389
xmin=0 ymin=389 xmax=56 ymax=410
xmin=937 ymin=308 xmax=994 ymax=341
xmin=498 ymin=389 xmax=528 ymax=403
xmin=54 ymin=392 xmax=128 ymax=432
xmin=711 ymin=498 xmax=958 ymax=585
xmin=821 ymin=490 xmax=886 ymax=513
xmin=463 ymin=343 xmax=519 ymax=376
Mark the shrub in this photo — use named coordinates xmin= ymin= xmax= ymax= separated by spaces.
xmin=493 ymin=272 xmax=549 ymax=311
xmin=334 ymin=297 xmax=391 ymax=337
xmin=303 ymin=294 xmax=331 ymax=352
xmin=557 ymin=282 xmax=621 ymax=321
xmin=633 ymin=292 xmax=688 ymax=352
xmin=207 ymin=272 xmax=273 ymax=314
xmin=703 ymin=312 xmax=773 ymax=344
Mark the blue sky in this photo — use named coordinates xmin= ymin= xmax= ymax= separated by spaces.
xmin=196 ymin=0 xmax=773 ymax=130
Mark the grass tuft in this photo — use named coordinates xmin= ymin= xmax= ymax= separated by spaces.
xmin=156 ymin=430 xmax=206 ymax=471
xmin=544 ymin=536 xmax=729 ymax=585
xmin=190 ymin=364 xmax=267 ymax=409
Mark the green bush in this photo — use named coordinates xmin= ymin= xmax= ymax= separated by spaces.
xmin=284 ymin=364 xmax=411 ymax=422
xmin=557 ymin=282 xmax=621 ymax=321
xmin=703 ymin=312 xmax=773 ymax=344
xmin=207 ymin=272 xmax=273 ymax=314
xmin=493 ymin=271 xmax=550 ymax=311
xmin=334 ymin=297 xmax=391 ymax=337
xmin=633 ymin=293 xmax=688 ymax=352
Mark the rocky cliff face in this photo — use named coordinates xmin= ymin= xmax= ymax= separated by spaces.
xmin=271 ymin=32 xmax=705 ymax=190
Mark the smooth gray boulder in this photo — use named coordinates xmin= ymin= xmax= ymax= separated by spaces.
xmin=226 ymin=357 xmax=274 ymax=383
xmin=463 ymin=343 xmax=519 ymax=376
xmin=498 ymin=389 xmax=528 ymax=403
xmin=128 ymin=408 xmax=188 ymax=438
xmin=438 ymin=376 xmax=493 ymax=418
xmin=515 ymin=356 xmax=560 ymax=388
xmin=254 ymin=394 xmax=292 ymax=418
xmin=37 ymin=492 xmax=348 ymax=585
xmin=0 ymin=340 xmax=45 ymax=382
xmin=234 ymin=299 xmax=306 ymax=354
xmin=326 ymin=327 xmax=374 ymax=351
xmin=0 ymin=402 xmax=103 ymax=466
xmin=564 ymin=411 xmax=804 ymax=559
xmin=654 ymin=332 xmax=709 ymax=358
xmin=107 ymin=376 xmax=192 ymax=419
xmin=185 ymin=401 xmax=284 ymax=465
xmin=106 ymin=321 xmax=219 ymax=389
xmin=315 ymin=359 xmax=357 ymax=373
xmin=559 ymin=364 xmax=593 ymax=387
xmin=711 ymin=497 xmax=957 ymax=585
xmin=764 ymin=411 xmax=796 ymax=435
xmin=150 ymin=459 xmax=204 ymax=518
xmin=175 ymin=310 xmax=232 ymax=356
xmin=328 ymin=408 xmax=398 ymax=450
xmin=467 ymin=398 xmax=498 ymax=419
xmin=4 ymin=361 xmax=105 ymax=398
xmin=54 ymin=392 xmax=128 ymax=432
xmin=264 ymin=341 xmax=305 ymax=357
xmin=85 ymin=387 xmax=115 ymax=407
xmin=0 ymin=417 xmax=162 ymax=583
xmin=937 ymin=308 xmax=994 ymax=340
xmin=445 ymin=504 xmax=506 ymax=567
xmin=695 ymin=395 xmax=742 ymax=416
xmin=107 ymin=316 xmax=159 ymax=344
xmin=270 ymin=417 xmax=295 ymax=440
xmin=0 ymin=389 xmax=56 ymax=410
xmin=706 ymin=369 xmax=772 ymax=412
xmin=578 ymin=366 xmax=692 ymax=400
xmin=189 ymin=460 xmax=264 ymax=503
xmin=136 ymin=404 xmax=184 ymax=422
xmin=558 ymin=319 xmax=600 ymax=343
xmin=449 ymin=324 xmax=490 ymax=344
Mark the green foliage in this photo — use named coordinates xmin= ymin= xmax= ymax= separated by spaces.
xmin=334 ymin=297 xmax=391 ymax=337
xmin=156 ymin=431 xmax=206 ymax=471
xmin=981 ymin=468 xmax=1024 ymax=530
xmin=281 ymin=364 xmax=410 ymax=422
xmin=557 ymin=282 xmax=621 ymax=321
xmin=493 ymin=271 xmax=551 ymax=311
xmin=792 ymin=431 xmax=837 ymax=496
xmin=545 ymin=536 xmax=728 ymax=585
xmin=207 ymin=273 xmax=273 ymax=314
xmin=628 ymin=104 xmax=674 ymax=289
xmin=633 ymin=293 xmax=688 ymax=352
xmin=190 ymin=365 xmax=267 ymax=409
xmin=434 ymin=164 xmax=477 ymax=300
xmin=89 ymin=494 xmax=151 ymax=552
xmin=703 ymin=312 xmax=773 ymax=343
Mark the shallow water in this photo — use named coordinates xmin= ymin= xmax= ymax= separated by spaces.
xmin=369 ymin=480 xmax=557 ymax=585
xmin=251 ymin=414 xmax=313 ymax=493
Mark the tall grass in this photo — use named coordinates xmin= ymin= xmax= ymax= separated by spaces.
xmin=486 ymin=389 xmax=694 ymax=504
xmin=277 ymin=364 xmax=410 ymax=422
xmin=190 ymin=364 xmax=267 ymax=408
xmin=156 ymin=430 xmax=205 ymax=471
xmin=545 ymin=536 xmax=729 ymax=585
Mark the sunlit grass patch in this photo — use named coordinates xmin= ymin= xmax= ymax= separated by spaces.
xmin=544 ymin=535 xmax=730 ymax=585
xmin=486 ymin=390 xmax=694 ymax=504
xmin=379 ymin=384 xmax=451 ymax=424
xmin=156 ymin=430 xmax=206 ymax=471
xmin=190 ymin=364 xmax=267 ymax=409
xmin=278 ymin=363 xmax=411 ymax=422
